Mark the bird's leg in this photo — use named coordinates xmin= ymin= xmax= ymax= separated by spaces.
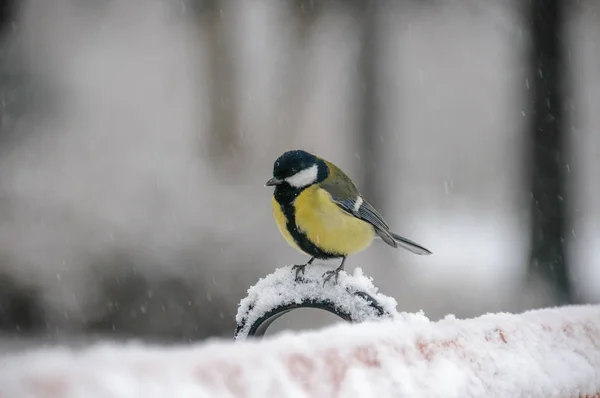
xmin=322 ymin=257 xmax=347 ymax=286
xmin=292 ymin=257 xmax=315 ymax=281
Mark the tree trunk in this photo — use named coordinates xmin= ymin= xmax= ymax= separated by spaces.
xmin=353 ymin=0 xmax=381 ymax=207
xmin=201 ymin=0 xmax=239 ymax=167
xmin=527 ymin=0 xmax=571 ymax=304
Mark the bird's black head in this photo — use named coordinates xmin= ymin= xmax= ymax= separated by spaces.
xmin=265 ymin=150 xmax=328 ymax=189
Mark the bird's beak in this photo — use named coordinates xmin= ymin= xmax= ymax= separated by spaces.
xmin=265 ymin=177 xmax=283 ymax=187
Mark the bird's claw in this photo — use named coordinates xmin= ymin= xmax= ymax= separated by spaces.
xmin=322 ymin=269 xmax=341 ymax=286
xmin=292 ymin=264 xmax=307 ymax=281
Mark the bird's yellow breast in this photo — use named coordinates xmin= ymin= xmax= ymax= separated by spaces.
xmin=272 ymin=185 xmax=375 ymax=257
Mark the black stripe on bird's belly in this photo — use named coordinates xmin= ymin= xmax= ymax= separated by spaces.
xmin=274 ymin=187 xmax=342 ymax=260
xmin=282 ymin=204 xmax=342 ymax=259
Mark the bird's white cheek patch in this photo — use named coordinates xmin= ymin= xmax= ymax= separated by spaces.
xmin=286 ymin=165 xmax=318 ymax=188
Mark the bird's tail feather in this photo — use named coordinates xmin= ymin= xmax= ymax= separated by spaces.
xmin=375 ymin=231 xmax=432 ymax=255
xmin=390 ymin=232 xmax=432 ymax=255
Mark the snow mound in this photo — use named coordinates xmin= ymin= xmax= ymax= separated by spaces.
xmin=1 ymin=305 xmax=599 ymax=397
xmin=235 ymin=265 xmax=406 ymax=339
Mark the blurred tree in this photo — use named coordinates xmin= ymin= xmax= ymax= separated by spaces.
xmin=294 ymin=0 xmax=324 ymax=33
xmin=285 ymin=0 xmax=323 ymax=150
xmin=0 ymin=271 xmax=43 ymax=335
xmin=349 ymin=0 xmax=382 ymax=207
xmin=196 ymin=0 xmax=240 ymax=171
xmin=526 ymin=0 xmax=571 ymax=304
xmin=0 ymin=0 xmax=16 ymax=35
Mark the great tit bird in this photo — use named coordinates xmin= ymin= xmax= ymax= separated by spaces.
xmin=265 ymin=149 xmax=432 ymax=285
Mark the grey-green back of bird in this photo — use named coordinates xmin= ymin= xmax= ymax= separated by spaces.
xmin=319 ymin=158 xmax=432 ymax=255
xmin=319 ymin=159 xmax=399 ymax=247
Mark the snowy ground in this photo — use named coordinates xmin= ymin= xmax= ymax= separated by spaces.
xmin=0 ymin=304 xmax=598 ymax=398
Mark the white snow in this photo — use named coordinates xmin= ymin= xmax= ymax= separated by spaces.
xmin=1 ymin=304 xmax=599 ymax=397
xmin=235 ymin=264 xmax=407 ymax=339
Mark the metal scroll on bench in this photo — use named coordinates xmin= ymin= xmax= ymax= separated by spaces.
xmin=234 ymin=264 xmax=399 ymax=340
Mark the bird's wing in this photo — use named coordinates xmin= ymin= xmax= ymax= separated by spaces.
xmin=319 ymin=160 xmax=391 ymax=231
xmin=330 ymin=194 xmax=398 ymax=248
xmin=332 ymin=196 xmax=390 ymax=231
xmin=319 ymin=161 xmax=431 ymax=255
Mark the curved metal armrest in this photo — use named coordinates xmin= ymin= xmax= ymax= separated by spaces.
xmin=234 ymin=265 xmax=399 ymax=340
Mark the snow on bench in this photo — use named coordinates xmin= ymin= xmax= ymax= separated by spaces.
xmin=235 ymin=265 xmax=400 ymax=339
xmin=0 ymin=303 xmax=598 ymax=397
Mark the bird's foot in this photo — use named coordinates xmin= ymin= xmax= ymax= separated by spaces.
xmin=291 ymin=264 xmax=307 ymax=281
xmin=322 ymin=268 xmax=342 ymax=286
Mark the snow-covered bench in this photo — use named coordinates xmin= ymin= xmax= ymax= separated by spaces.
xmin=1 ymin=265 xmax=599 ymax=397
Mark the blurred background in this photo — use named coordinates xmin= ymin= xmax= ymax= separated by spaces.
xmin=0 ymin=0 xmax=598 ymax=349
